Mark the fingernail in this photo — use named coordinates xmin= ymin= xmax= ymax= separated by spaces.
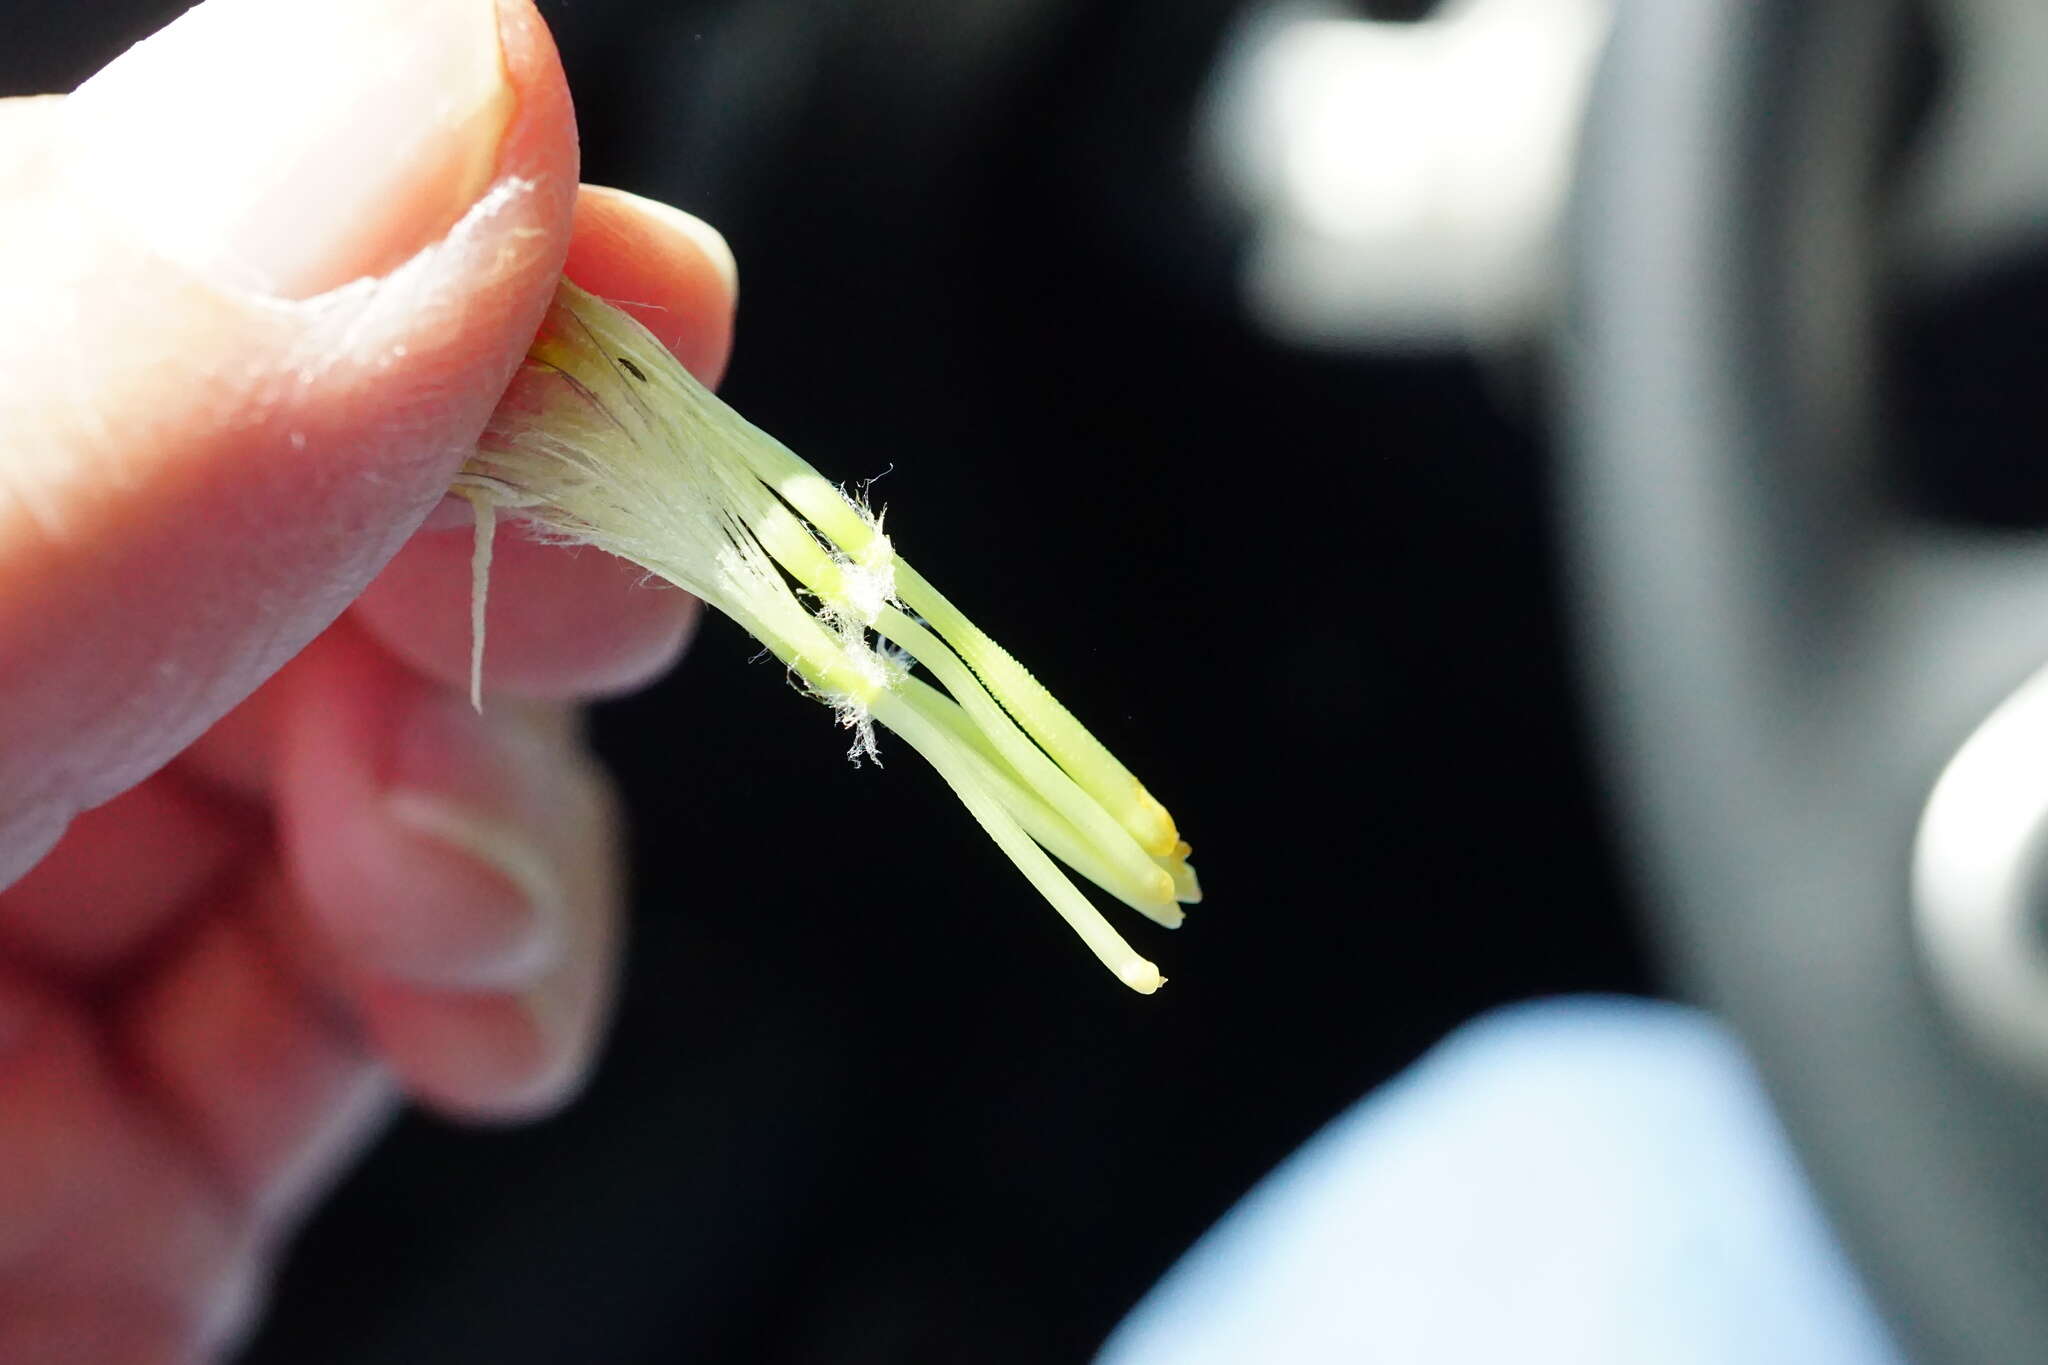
xmin=502 ymin=981 xmax=586 ymax=1115
xmin=377 ymin=690 xmax=568 ymax=985
xmin=59 ymin=0 xmax=514 ymax=300
xmin=384 ymin=790 xmax=566 ymax=984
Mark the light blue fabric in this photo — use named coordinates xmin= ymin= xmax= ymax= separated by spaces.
xmin=1098 ymin=997 xmax=1904 ymax=1365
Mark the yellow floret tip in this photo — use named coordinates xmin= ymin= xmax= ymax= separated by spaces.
xmin=1120 ymin=961 xmax=1166 ymax=994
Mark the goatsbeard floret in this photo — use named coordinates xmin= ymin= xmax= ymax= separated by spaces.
xmin=456 ymin=279 xmax=1199 ymax=993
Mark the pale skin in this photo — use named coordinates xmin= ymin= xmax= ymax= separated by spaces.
xmin=0 ymin=4 xmax=733 ymax=1358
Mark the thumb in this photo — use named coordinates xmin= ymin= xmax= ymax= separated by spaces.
xmin=0 ymin=0 xmax=577 ymax=883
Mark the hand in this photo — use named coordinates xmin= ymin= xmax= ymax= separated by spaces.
xmin=0 ymin=1 xmax=737 ymax=1358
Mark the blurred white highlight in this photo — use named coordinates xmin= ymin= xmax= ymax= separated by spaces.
xmin=1202 ymin=0 xmax=1609 ymax=349
xmin=1914 ymin=662 xmax=2048 ymax=1084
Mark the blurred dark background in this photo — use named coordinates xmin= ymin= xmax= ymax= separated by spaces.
xmin=8 ymin=0 xmax=1659 ymax=1359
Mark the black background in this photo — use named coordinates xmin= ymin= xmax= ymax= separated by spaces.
xmin=6 ymin=2 xmax=1656 ymax=1359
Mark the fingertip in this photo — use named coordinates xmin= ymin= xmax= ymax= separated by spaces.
xmin=276 ymin=627 xmax=576 ymax=986
xmin=271 ymin=622 xmax=626 ymax=1123
xmin=353 ymin=981 xmax=593 ymax=1123
xmin=565 ymin=183 xmax=738 ymax=386
xmin=354 ymin=521 xmax=701 ymax=701
xmin=582 ymin=185 xmax=737 ymax=299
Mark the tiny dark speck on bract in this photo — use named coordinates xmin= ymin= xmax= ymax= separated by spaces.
xmin=618 ymin=356 xmax=648 ymax=382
